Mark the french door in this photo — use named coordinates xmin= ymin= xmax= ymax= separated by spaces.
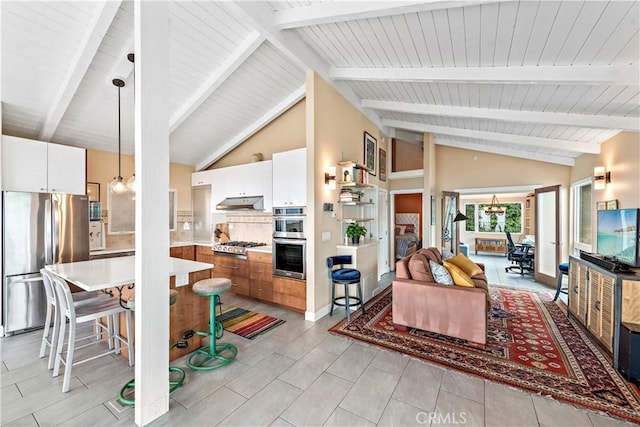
xmin=534 ymin=185 xmax=560 ymax=287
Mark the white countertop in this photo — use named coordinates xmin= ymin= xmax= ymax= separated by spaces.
xmin=246 ymin=246 xmax=272 ymax=254
xmin=90 ymin=240 xmax=214 ymax=256
xmin=46 ymin=256 xmax=213 ymax=292
xmin=336 ymin=241 xmax=379 ymax=249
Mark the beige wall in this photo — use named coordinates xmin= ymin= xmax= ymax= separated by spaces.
xmin=571 ymin=132 xmax=640 ymax=252
xmin=87 ymin=149 xmax=194 ymax=249
xmin=308 ymin=71 xmax=389 ymax=314
xmin=211 ymin=99 xmax=306 ymax=169
xmin=572 ymin=131 xmax=640 ymax=209
xmin=87 ymin=148 xmax=194 ymax=211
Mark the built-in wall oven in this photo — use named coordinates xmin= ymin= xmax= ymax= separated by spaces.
xmin=273 ymin=207 xmax=306 ymax=239
xmin=272 ymin=206 xmax=306 ymax=279
xmin=273 ymin=238 xmax=306 ymax=280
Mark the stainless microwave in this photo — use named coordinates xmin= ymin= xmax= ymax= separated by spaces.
xmin=273 ymin=207 xmax=306 ymax=239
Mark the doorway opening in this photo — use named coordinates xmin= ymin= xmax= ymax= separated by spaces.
xmin=393 ymin=192 xmax=423 ymax=261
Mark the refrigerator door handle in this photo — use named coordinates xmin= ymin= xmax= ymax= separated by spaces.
xmin=45 ymin=197 xmax=53 ymax=265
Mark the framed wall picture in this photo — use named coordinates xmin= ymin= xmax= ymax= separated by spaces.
xmin=364 ymin=131 xmax=376 ymax=175
xmin=378 ymin=148 xmax=387 ymax=181
xmin=86 ymin=182 xmax=100 ymax=202
xmin=606 ymin=199 xmax=618 ymax=210
xmin=596 ymin=201 xmax=606 ymax=210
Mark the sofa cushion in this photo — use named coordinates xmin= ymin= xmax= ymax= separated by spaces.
xmin=443 ymin=261 xmax=474 ymax=287
xmin=429 ymin=260 xmax=453 ymax=285
xmin=408 ymin=253 xmax=434 ymax=282
xmin=417 ymin=247 xmax=443 ymax=265
xmin=396 ymin=255 xmax=411 ymax=279
xmin=446 ymin=254 xmax=484 ymax=278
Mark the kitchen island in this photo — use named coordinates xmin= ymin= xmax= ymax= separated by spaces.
xmin=47 ymin=256 xmax=214 ymax=361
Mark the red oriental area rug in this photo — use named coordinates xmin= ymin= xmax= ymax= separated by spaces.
xmin=329 ymin=286 xmax=640 ymax=424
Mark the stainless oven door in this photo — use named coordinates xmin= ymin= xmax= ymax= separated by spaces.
xmin=273 ymin=238 xmax=306 ymax=280
xmin=273 ymin=216 xmax=306 ymax=239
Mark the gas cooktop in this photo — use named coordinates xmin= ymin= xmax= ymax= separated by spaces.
xmin=212 ymin=241 xmax=267 ymax=255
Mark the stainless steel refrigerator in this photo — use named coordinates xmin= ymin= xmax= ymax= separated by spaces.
xmin=2 ymin=191 xmax=89 ymax=335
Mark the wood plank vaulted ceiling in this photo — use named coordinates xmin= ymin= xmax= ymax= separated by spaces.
xmin=2 ymin=1 xmax=639 ymax=169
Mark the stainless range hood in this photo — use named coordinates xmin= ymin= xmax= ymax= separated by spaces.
xmin=215 ymin=196 xmax=264 ymax=211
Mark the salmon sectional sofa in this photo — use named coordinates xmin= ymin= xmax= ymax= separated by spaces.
xmin=392 ymin=247 xmax=490 ymax=345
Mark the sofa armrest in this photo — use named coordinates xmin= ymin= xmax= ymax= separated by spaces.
xmin=476 ymin=262 xmax=485 ymax=272
xmin=391 ymin=278 xmax=488 ymax=345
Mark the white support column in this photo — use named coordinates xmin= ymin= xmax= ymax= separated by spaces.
xmin=133 ymin=2 xmax=170 ymax=426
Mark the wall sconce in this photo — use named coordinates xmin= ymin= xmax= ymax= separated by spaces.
xmin=593 ymin=166 xmax=611 ymax=190
xmin=324 ymin=166 xmax=336 ymax=190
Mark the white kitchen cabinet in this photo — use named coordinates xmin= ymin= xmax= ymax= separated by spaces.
xmin=272 ymin=148 xmax=306 ymax=207
xmin=2 ymin=135 xmax=86 ymax=194
xmin=47 ymin=143 xmax=86 ymax=194
xmin=191 ymin=169 xmax=216 ymax=186
xmin=211 ymin=161 xmax=272 ymax=212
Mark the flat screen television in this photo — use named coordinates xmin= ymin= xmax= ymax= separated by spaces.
xmin=596 ymin=208 xmax=640 ymax=268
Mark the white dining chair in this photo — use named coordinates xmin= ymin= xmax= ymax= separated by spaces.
xmin=39 ymin=269 xmax=112 ymax=370
xmin=51 ymin=274 xmax=133 ymax=393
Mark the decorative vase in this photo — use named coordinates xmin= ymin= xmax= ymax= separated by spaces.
xmin=351 ymin=236 xmax=359 ymax=244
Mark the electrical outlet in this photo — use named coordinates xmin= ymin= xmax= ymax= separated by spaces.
xmin=176 ymin=273 xmax=189 ymax=287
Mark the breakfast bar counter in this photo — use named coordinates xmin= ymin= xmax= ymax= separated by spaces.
xmin=47 ymin=256 xmax=214 ymax=361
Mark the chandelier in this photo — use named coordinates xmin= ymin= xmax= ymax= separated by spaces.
xmin=483 ymin=195 xmax=506 ymax=215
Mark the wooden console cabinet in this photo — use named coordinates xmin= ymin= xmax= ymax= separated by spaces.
xmin=475 ymin=238 xmax=507 ymax=255
xmin=568 ymin=256 xmax=640 ymax=368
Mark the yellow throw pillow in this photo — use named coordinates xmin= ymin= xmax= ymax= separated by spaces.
xmin=443 ymin=261 xmax=475 ymax=287
xmin=446 ymin=253 xmax=484 ymax=278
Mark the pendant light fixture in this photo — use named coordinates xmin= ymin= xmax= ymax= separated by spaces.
xmin=483 ymin=195 xmax=506 ymax=215
xmin=110 ymin=78 xmax=128 ymax=194
xmin=125 ymin=53 xmax=136 ymax=192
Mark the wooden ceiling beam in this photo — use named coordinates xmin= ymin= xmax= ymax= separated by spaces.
xmin=196 ymin=85 xmax=305 ymax=171
xmin=363 ymin=99 xmax=640 ymax=131
xmin=381 ymin=119 xmax=601 ymax=154
xmin=38 ymin=0 xmax=122 ymax=141
xmin=272 ymin=1 xmax=489 ymax=30
xmin=331 ymin=65 xmax=640 ymax=86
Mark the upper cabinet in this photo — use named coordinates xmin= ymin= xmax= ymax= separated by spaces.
xmin=209 ymin=160 xmax=273 ymax=212
xmin=2 ymin=135 xmax=86 ymax=194
xmin=272 ymin=148 xmax=306 ymax=207
xmin=191 ymin=169 xmax=216 ymax=187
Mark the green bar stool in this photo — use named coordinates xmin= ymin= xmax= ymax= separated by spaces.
xmin=118 ymin=289 xmax=186 ymax=406
xmin=187 ymin=278 xmax=237 ymax=371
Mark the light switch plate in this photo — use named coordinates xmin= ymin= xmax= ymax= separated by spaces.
xmin=176 ymin=273 xmax=189 ymax=287
xmin=322 ymin=231 xmax=331 ymax=241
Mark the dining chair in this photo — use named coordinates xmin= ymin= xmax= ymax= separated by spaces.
xmin=39 ymin=269 xmax=111 ymax=370
xmin=51 ymin=274 xmax=133 ymax=392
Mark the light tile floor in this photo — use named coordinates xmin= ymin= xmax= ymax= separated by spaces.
xmin=1 ymin=255 xmax=635 ymax=426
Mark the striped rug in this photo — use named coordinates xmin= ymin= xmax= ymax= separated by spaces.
xmin=218 ymin=306 xmax=285 ymax=340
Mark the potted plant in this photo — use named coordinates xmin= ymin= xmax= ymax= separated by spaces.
xmin=346 ymin=223 xmax=367 ymax=244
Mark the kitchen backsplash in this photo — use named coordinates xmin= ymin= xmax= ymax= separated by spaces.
xmin=226 ymin=213 xmax=272 ymax=244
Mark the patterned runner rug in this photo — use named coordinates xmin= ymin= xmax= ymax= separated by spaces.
xmin=329 ymin=286 xmax=640 ymax=424
xmin=219 ymin=306 xmax=285 ymax=340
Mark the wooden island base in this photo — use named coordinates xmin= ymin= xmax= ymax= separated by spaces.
xmin=112 ymin=268 xmax=213 ymax=362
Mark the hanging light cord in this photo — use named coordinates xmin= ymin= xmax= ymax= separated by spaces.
xmin=117 ymin=83 xmax=122 ymax=179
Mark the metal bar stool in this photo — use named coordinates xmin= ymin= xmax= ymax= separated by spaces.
xmin=187 ymin=278 xmax=237 ymax=371
xmin=51 ymin=275 xmax=133 ymax=393
xmin=118 ymin=289 xmax=186 ymax=406
xmin=40 ymin=269 xmax=112 ymax=370
xmin=327 ymin=255 xmax=366 ymax=322
xmin=554 ymin=262 xmax=570 ymax=301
